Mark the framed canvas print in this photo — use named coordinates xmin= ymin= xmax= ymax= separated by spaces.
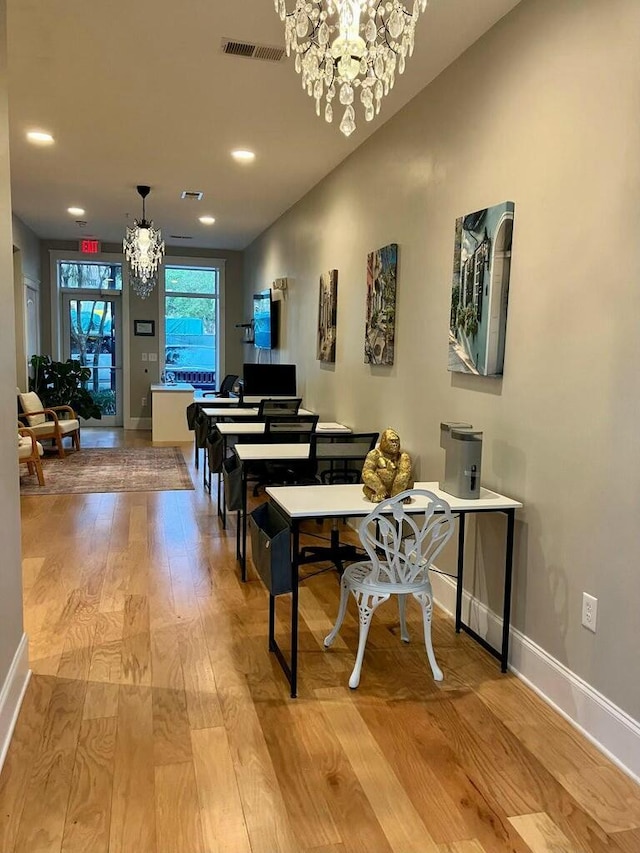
xmin=364 ymin=243 xmax=398 ymax=365
xmin=317 ymin=269 xmax=338 ymax=362
xmin=448 ymin=201 xmax=515 ymax=376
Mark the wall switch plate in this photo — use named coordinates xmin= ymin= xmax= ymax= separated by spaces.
xmin=141 ymin=352 xmax=148 ymax=361
xmin=148 ymin=353 xmax=158 ymax=362
xmin=582 ymin=592 xmax=597 ymax=633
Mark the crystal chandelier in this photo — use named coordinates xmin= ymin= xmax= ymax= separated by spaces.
xmin=275 ymin=0 xmax=428 ymax=137
xmin=123 ymin=185 xmax=165 ymax=299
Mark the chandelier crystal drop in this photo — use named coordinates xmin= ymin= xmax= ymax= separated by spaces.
xmin=123 ymin=185 xmax=165 ymax=299
xmin=275 ymin=0 xmax=429 ymax=137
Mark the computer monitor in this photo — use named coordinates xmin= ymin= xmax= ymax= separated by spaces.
xmin=242 ymin=363 xmax=297 ymax=397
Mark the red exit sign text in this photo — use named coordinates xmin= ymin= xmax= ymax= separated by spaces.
xmin=79 ymin=238 xmax=101 ymax=254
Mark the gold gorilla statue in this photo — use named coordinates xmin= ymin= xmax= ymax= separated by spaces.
xmin=362 ymin=428 xmax=414 ymax=502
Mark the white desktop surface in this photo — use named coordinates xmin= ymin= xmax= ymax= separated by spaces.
xmin=202 ymin=407 xmax=259 ymax=418
xmin=193 ymin=395 xmax=239 ymax=404
xmin=316 ymin=422 xmax=351 ymax=432
xmin=216 ymin=422 xmax=350 ymax=436
xmin=266 ymin=481 xmax=522 ymax=519
xmin=151 ymin=382 xmax=195 ymax=392
xmin=235 ymin=443 xmax=310 ymax=461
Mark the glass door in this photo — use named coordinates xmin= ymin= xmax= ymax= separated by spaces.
xmin=62 ymin=294 xmax=123 ymax=426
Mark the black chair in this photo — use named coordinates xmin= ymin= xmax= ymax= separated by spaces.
xmin=257 ymin=397 xmax=302 ymax=417
xmin=300 ymin=432 xmax=380 ymax=574
xmin=312 ymin=431 xmax=380 ymax=485
xmin=264 ymin=413 xmax=319 ymax=440
xmin=202 ymin=373 xmax=239 ymax=399
xmin=250 ymin=414 xmax=320 ymax=494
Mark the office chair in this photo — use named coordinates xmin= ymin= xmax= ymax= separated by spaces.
xmin=202 ymin=373 xmax=239 ymax=399
xmin=257 ymin=397 xmax=302 ymax=417
xmin=324 ymin=489 xmax=454 ymax=688
xmin=250 ymin=413 xmax=319 ymax=494
xmin=299 ymin=432 xmax=379 ymax=574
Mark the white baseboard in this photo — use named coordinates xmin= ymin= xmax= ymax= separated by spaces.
xmin=0 ymin=633 xmax=31 ymax=774
xmin=431 ymin=570 xmax=640 ymax=784
xmin=125 ymin=417 xmax=152 ymax=430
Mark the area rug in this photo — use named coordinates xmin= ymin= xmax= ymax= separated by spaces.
xmin=20 ymin=447 xmax=194 ymax=495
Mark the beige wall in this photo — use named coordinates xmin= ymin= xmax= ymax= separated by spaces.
xmin=244 ymin=0 xmax=640 ymax=720
xmin=12 ymin=215 xmax=41 ymax=390
xmin=0 ymin=0 xmax=25 ymax=696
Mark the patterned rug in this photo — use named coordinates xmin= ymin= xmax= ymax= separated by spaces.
xmin=19 ymin=446 xmax=194 ymax=495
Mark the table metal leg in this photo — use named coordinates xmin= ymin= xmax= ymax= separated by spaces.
xmin=217 ymin=435 xmax=227 ymax=528
xmin=268 ymin=594 xmax=276 ymax=652
xmin=455 ymin=512 xmax=466 ymax=633
xmin=240 ymin=467 xmax=247 ymax=582
xmin=290 ymin=521 xmax=300 ymax=698
xmin=501 ymin=509 xmax=516 ymax=672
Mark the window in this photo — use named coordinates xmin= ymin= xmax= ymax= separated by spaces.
xmin=58 ymin=260 xmax=122 ymax=290
xmin=164 ymin=264 xmax=220 ymax=389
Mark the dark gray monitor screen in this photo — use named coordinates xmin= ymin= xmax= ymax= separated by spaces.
xmin=243 ymin=363 xmax=297 ymax=396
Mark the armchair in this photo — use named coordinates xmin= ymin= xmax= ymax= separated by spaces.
xmin=18 ymin=390 xmax=80 ymax=458
xmin=18 ymin=424 xmax=45 ymax=485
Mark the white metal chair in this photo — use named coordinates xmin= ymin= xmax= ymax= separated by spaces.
xmin=324 ymin=488 xmax=455 ymax=688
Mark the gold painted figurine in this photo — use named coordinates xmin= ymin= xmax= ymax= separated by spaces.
xmin=362 ymin=428 xmax=414 ymax=502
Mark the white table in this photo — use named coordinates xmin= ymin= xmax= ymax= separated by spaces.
xmin=151 ymin=382 xmax=195 ymax=444
xmin=215 ymin=423 xmax=351 ymax=526
xmin=263 ymin=481 xmax=522 ymax=697
xmin=202 ymin=406 xmax=260 ymax=418
xmin=190 ymin=396 xmax=257 ymax=470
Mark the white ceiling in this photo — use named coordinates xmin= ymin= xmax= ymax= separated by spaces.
xmin=7 ymin=0 xmax=521 ymax=251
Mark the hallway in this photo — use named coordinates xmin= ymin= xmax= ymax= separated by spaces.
xmin=2 ymin=429 xmax=640 ymax=852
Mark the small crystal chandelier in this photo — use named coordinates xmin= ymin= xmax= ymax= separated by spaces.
xmin=275 ymin=0 xmax=429 ymax=137
xmin=123 ymin=185 xmax=165 ymax=299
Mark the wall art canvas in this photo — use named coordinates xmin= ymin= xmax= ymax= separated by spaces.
xmin=449 ymin=201 xmax=515 ymax=376
xmin=364 ymin=243 xmax=398 ymax=365
xmin=317 ymin=269 xmax=338 ymax=362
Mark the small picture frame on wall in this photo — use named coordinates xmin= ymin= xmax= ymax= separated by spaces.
xmin=134 ymin=320 xmax=155 ymax=337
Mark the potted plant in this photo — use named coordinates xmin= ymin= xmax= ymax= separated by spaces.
xmin=29 ymin=355 xmax=103 ymax=420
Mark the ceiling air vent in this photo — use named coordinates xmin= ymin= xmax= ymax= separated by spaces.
xmin=181 ymin=190 xmax=203 ymax=201
xmin=221 ymin=38 xmax=286 ymax=63
xmin=169 ymin=235 xmax=193 ymax=240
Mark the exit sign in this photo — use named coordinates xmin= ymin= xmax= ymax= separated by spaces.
xmin=79 ymin=238 xmax=101 ymax=254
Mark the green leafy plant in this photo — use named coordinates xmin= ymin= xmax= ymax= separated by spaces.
xmin=456 ymin=304 xmax=479 ymax=338
xmin=29 ymin=355 xmax=103 ymax=420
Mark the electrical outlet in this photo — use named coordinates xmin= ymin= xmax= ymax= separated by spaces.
xmin=582 ymin=592 xmax=597 ymax=633
xmin=141 ymin=396 xmax=147 ymax=408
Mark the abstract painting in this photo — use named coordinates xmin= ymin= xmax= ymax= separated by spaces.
xmin=364 ymin=243 xmax=398 ymax=365
xmin=317 ymin=269 xmax=338 ymax=362
xmin=448 ymin=201 xmax=515 ymax=376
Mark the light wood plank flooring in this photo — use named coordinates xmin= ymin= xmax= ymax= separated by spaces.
xmin=2 ymin=428 xmax=639 ymax=852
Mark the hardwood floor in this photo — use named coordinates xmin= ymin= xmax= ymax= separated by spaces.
xmin=2 ymin=428 xmax=639 ymax=852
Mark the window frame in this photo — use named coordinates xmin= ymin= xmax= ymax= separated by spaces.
xmin=159 ymin=256 xmax=226 ymax=385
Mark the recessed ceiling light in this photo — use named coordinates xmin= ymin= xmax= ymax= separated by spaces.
xmin=67 ymin=207 xmax=85 ymax=216
xmin=26 ymin=130 xmax=54 ymax=145
xmin=231 ymin=149 xmax=255 ymax=163
xmin=199 ymin=216 xmax=216 ymax=225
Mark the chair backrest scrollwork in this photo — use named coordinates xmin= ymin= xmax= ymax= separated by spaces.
xmin=358 ymin=489 xmax=455 ymax=585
